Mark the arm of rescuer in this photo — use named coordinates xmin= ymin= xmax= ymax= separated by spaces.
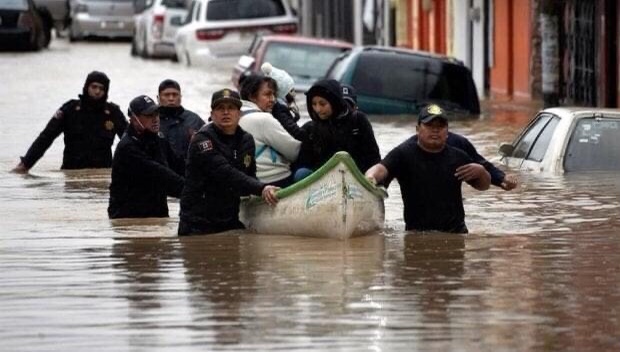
xmin=118 ymin=138 xmax=185 ymax=198
xmin=12 ymin=105 xmax=68 ymax=173
xmin=455 ymin=163 xmax=491 ymax=191
xmin=365 ymin=162 xmax=491 ymax=191
xmin=447 ymin=132 xmax=517 ymax=191
xmin=191 ymin=135 xmax=278 ymax=205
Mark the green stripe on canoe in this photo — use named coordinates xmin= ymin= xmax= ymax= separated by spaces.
xmin=244 ymin=152 xmax=388 ymax=204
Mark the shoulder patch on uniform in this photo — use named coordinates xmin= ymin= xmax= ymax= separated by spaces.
xmin=104 ymin=120 xmax=114 ymax=130
xmin=198 ymin=139 xmax=213 ymax=152
xmin=244 ymin=154 xmax=252 ymax=168
xmin=53 ymin=110 xmax=64 ymax=119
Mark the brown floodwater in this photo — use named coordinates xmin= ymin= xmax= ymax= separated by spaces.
xmin=1 ymin=40 xmax=619 ymax=351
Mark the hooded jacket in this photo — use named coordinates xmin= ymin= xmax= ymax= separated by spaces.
xmin=298 ymin=79 xmax=381 ymax=172
xmin=20 ymin=71 xmax=128 ymax=170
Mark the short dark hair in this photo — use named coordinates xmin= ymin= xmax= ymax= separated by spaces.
xmin=239 ymin=74 xmax=277 ymax=101
xmin=158 ymin=79 xmax=181 ymax=93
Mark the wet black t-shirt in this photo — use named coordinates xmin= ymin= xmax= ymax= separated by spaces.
xmin=382 ymin=137 xmax=473 ymax=233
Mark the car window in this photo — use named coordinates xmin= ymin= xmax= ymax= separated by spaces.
xmin=326 ymin=51 xmax=357 ymax=81
xmin=527 ymin=116 xmax=559 ymax=161
xmin=350 ymin=52 xmax=478 ymax=112
xmin=511 ymin=114 xmax=552 ymax=159
xmin=264 ymin=43 xmax=348 ymax=81
xmin=564 ymin=118 xmax=620 ymax=171
xmin=162 ymin=0 xmax=185 ymax=8
xmin=206 ymin=0 xmax=285 ymax=20
xmin=1 ymin=0 xmax=28 ymax=10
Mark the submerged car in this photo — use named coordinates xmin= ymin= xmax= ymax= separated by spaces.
xmin=0 ymin=0 xmax=52 ymax=51
xmin=69 ymin=0 xmax=134 ymax=41
xmin=499 ymin=107 xmax=620 ymax=173
xmin=231 ymin=34 xmax=353 ymax=92
xmin=174 ymin=0 xmax=298 ymax=66
xmin=325 ymin=46 xmax=480 ymax=115
xmin=132 ymin=0 xmax=187 ymax=58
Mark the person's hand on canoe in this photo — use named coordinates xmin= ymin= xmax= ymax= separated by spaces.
xmin=262 ymin=185 xmax=280 ymax=206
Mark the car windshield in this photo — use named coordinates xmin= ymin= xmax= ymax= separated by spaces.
xmin=351 ymin=52 xmax=479 ymax=113
xmin=161 ymin=0 xmax=186 ymax=8
xmin=264 ymin=42 xmax=348 ymax=82
xmin=1 ymin=0 xmax=28 ymax=11
xmin=564 ymin=117 xmax=620 ymax=171
xmin=206 ymin=0 xmax=285 ymax=20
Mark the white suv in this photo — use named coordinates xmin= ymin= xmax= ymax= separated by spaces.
xmin=174 ymin=0 xmax=298 ymax=66
xmin=132 ymin=0 xmax=188 ymax=59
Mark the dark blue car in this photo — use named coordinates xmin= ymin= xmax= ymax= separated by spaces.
xmin=325 ymin=46 xmax=480 ymax=116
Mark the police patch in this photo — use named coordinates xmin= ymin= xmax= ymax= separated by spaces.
xmin=104 ymin=120 xmax=114 ymax=130
xmin=198 ymin=139 xmax=213 ymax=152
xmin=53 ymin=110 xmax=64 ymax=119
xmin=244 ymin=154 xmax=252 ymax=168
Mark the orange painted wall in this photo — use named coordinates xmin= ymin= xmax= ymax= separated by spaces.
xmin=406 ymin=0 xmax=447 ymax=54
xmin=512 ymin=0 xmax=532 ymax=98
xmin=490 ymin=0 xmax=532 ymax=99
xmin=490 ymin=0 xmax=513 ymax=97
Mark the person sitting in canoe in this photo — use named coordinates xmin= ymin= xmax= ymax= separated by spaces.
xmin=294 ymin=79 xmax=381 ymax=181
xmin=239 ymin=73 xmax=301 ymax=188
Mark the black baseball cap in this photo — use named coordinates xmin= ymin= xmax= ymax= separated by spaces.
xmin=418 ymin=104 xmax=448 ymax=124
xmin=129 ymin=95 xmax=159 ymax=116
xmin=211 ymin=88 xmax=242 ymax=109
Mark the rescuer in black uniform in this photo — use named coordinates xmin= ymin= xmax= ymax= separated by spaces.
xmin=108 ymin=95 xmax=185 ymax=219
xmin=12 ymin=71 xmax=128 ymax=173
xmin=178 ymin=88 xmax=279 ymax=236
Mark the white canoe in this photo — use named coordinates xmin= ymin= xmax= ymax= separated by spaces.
xmin=240 ymin=152 xmax=388 ymax=240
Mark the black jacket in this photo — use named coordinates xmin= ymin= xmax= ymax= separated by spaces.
xmin=108 ymin=125 xmax=185 ymax=219
xmin=21 ymin=97 xmax=128 ymax=170
xmin=179 ymin=123 xmax=265 ymax=234
xmin=159 ymin=106 xmax=205 ymax=160
xmin=271 ymin=101 xmax=306 ymax=142
xmin=298 ymin=79 xmax=381 ymax=172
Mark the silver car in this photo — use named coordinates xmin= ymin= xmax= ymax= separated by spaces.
xmin=132 ymin=0 xmax=187 ymax=58
xmin=69 ymin=0 xmax=134 ymax=41
xmin=174 ymin=0 xmax=298 ymax=66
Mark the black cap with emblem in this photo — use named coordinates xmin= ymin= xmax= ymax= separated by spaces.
xmin=211 ymin=89 xmax=242 ymax=109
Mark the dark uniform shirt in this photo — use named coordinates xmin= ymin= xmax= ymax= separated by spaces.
xmin=108 ymin=126 xmax=185 ymax=219
xmin=21 ymin=98 xmax=128 ymax=170
xmin=412 ymin=132 xmax=506 ymax=187
xmin=382 ymin=137 xmax=474 ymax=233
xmin=159 ymin=106 xmax=205 ymax=161
xmin=179 ymin=123 xmax=265 ymax=236
xmin=298 ymin=109 xmax=381 ymax=173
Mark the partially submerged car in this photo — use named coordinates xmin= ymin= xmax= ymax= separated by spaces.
xmin=325 ymin=46 xmax=480 ymax=115
xmin=231 ymin=34 xmax=353 ymax=92
xmin=0 ymin=0 xmax=52 ymax=51
xmin=499 ymin=107 xmax=620 ymax=173
xmin=174 ymin=0 xmax=298 ymax=66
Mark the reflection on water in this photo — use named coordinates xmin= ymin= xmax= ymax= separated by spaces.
xmin=2 ymin=42 xmax=620 ymax=351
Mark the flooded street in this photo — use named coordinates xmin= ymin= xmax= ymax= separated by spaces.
xmin=1 ymin=39 xmax=620 ymax=351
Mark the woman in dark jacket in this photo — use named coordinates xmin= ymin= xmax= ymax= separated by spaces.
xmin=295 ymin=79 xmax=381 ymax=180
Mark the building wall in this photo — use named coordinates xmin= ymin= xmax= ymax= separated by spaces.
xmin=490 ymin=0 xmax=532 ymax=99
xmin=398 ymin=0 xmax=447 ymax=53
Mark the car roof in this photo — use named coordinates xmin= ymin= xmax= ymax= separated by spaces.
xmin=259 ymin=35 xmax=354 ymax=48
xmin=349 ymin=45 xmax=466 ymax=66
xmin=542 ymin=107 xmax=620 ymax=119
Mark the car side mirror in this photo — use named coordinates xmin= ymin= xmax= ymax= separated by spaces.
xmin=498 ymin=143 xmax=514 ymax=157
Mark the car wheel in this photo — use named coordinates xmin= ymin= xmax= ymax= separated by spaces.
xmin=68 ymin=26 xmax=79 ymax=42
xmin=30 ymin=30 xmax=46 ymax=51
xmin=184 ymin=51 xmax=191 ymax=66
xmin=130 ymin=32 xmax=138 ymax=56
